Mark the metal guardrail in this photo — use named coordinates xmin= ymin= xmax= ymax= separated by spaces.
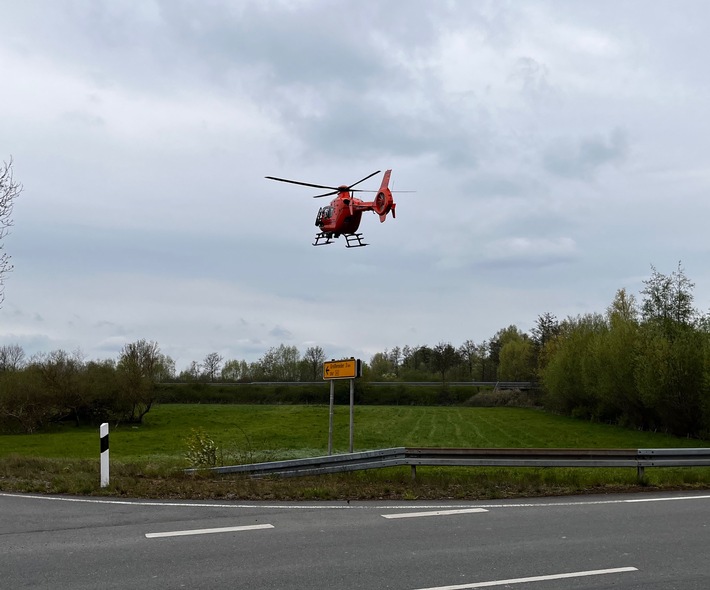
xmin=170 ymin=381 xmax=537 ymax=388
xmin=185 ymin=448 xmax=409 ymax=478
xmin=185 ymin=447 xmax=710 ymax=481
xmin=360 ymin=382 xmax=537 ymax=389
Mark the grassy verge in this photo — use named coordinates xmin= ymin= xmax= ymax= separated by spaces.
xmin=1 ymin=404 xmax=709 ymax=500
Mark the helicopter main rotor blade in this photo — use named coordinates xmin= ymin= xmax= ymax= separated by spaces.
xmin=266 ymin=170 xmax=384 ymax=197
xmin=265 ymin=176 xmax=338 ymax=191
xmin=312 ymin=190 xmax=340 ymax=198
xmin=348 ymin=170 xmax=381 ymax=190
xmin=350 ymin=189 xmax=416 ymax=194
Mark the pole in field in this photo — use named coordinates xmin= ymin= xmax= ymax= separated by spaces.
xmin=328 ymin=381 xmax=335 ymax=455
xmin=323 ymin=358 xmax=362 ymax=455
xmin=100 ymin=422 xmax=109 ymax=487
xmin=349 ymin=378 xmax=354 ymax=453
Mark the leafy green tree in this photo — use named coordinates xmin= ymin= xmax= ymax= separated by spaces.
xmin=179 ymin=360 xmax=203 ymax=382
xmin=498 ymin=338 xmax=535 ymax=381
xmin=475 ymin=340 xmax=491 ymax=380
xmin=540 ymin=314 xmax=605 ymax=417
xmin=530 ymin=312 xmax=560 ymax=377
xmin=593 ymin=289 xmax=641 ymax=425
xmin=458 ymin=339 xmax=478 ymax=379
xmin=531 ymin=312 xmax=560 ymax=348
xmin=221 ymin=359 xmax=251 ymax=382
xmin=156 ymin=355 xmax=176 ymax=382
xmin=641 ymin=262 xmax=696 ymax=331
xmin=368 ymin=352 xmax=393 ymax=380
xmin=487 ymin=325 xmax=535 ymax=381
xmin=609 ymin=287 xmax=638 ymax=323
xmin=636 ymin=263 xmax=707 ymax=435
xmin=117 ymin=339 xmax=164 ymax=423
xmin=83 ymin=359 xmax=120 ymax=423
xmin=301 ymin=346 xmax=325 ymax=381
xmin=488 ymin=325 xmax=526 ymax=378
xmin=399 ymin=345 xmax=435 ymax=381
xmin=635 ymin=321 xmax=706 ymax=435
xmin=256 ymin=344 xmax=300 ymax=381
xmin=0 ymin=363 xmax=52 ymax=433
xmin=388 ymin=346 xmax=402 ymax=376
xmin=37 ymin=350 xmax=86 ymax=426
xmin=401 ymin=345 xmax=414 ymax=369
xmin=430 ymin=342 xmax=461 ymax=383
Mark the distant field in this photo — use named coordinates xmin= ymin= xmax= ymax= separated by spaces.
xmin=1 ymin=404 xmax=709 ymax=499
xmin=0 ymin=404 xmax=706 ymax=463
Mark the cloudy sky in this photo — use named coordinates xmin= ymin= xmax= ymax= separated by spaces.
xmin=2 ymin=1 xmax=710 ymax=371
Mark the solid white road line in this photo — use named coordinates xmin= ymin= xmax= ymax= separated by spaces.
xmin=412 ymin=567 xmax=638 ymax=590
xmin=382 ymin=508 xmax=488 ymax=519
xmin=145 ymin=523 xmax=274 ymax=538
xmin=3 ymin=491 xmax=710 ymax=511
xmin=624 ymin=494 xmax=710 ymax=503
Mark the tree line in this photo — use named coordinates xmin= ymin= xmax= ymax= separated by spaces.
xmin=2 ymin=264 xmax=709 ymax=438
xmin=540 ymin=264 xmax=710 ymax=438
xmin=0 ymin=340 xmax=172 ymax=433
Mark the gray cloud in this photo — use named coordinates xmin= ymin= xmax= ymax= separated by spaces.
xmin=543 ymin=128 xmax=629 ymax=180
xmin=2 ymin=1 xmax=710 ymax=370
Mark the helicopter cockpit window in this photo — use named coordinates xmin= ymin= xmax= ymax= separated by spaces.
xmin=316 ymin=206 xmax=333 ymax=225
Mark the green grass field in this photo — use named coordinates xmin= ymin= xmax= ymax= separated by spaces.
xmin=2 ymin=404 xmax=705 ymax=461
xmin=1 ymin=404 xmax=708 ymax=500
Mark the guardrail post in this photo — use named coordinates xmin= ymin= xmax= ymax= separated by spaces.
xmin=637 ymin=464 xmax=645 ymax=482
xmin=411 ymin=465 xmax=417 ymax=481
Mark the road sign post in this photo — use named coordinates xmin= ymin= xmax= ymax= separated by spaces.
xmin=323 ymin=359 xmax=362 ymax=455
xmin=327 ymin=380 xmax=335 ymax=455
xmin=349 ymin=378 xmax=354 ymax=453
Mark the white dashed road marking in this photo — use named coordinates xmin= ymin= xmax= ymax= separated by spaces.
xmin=411 ymin=567 xmax=638 ymax=590
xmin=382 ymin=508 xmax=488 ymax=519
xmin=145 ymin=523 xmax=274 ymax=538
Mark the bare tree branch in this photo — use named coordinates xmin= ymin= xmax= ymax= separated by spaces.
xmin=0 ymin=157 xmax=22 ymax=306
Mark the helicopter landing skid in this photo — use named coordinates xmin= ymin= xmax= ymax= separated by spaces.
xmin=312 ymin=232 xmax=368 ymax=247
xmin=344 ymin=233 xmax=368 ymax=248
xmin=313 ymin=232 xmax=335 ymax=246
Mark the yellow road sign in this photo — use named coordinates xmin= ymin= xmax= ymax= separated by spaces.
xmin=323 ymin=359 xmax=361 ymax=380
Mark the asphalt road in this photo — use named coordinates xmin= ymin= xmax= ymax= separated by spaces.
xmin=2 ymin=490 xmax=709 ymax=589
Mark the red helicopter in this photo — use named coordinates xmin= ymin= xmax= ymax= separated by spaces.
xmin=266 ymin=169 xmax=397 ymax=247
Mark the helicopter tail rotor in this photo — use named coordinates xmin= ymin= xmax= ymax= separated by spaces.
xmin=373 ymin=169 xmax=396 ymax=222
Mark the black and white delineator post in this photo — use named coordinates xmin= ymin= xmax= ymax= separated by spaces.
xmin=100 ymin=422 xmax=109 ymax=487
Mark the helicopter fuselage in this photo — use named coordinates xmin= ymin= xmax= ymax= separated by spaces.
xmin=266 ymin=169 xmax=396 ymax=247
xmin=315 ymin=191 xmax=366 ymax=236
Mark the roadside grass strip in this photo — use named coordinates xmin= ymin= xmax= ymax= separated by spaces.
xmin=412 ymin=567 xmax=638 ymax=590
xmin=382 ymin=508 xmax=488 ymax=519
xmin=145 ymin=523 xmax=274 ymax=538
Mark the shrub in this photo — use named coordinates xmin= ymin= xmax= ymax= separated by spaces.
xmin=184 ymin=428 xmax=219 ymax=468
